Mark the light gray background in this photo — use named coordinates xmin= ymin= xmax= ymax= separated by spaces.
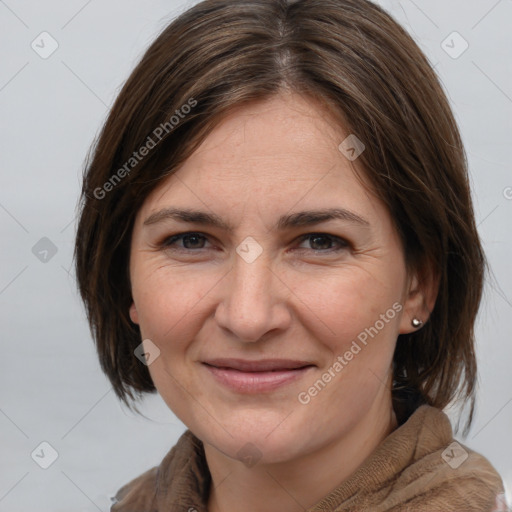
xmin=0 ymin=1 xmax=511 ymax=510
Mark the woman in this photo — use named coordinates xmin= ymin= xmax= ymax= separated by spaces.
xmin=74 ymin=0 xmax=507 ymax=510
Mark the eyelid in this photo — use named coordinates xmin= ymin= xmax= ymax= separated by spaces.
xmin=160 ymin=231 xmax=214 ymax=249
xmin=158 ymin=231 xmax=351 ymax=254
xmin=294 ymin=233 xmax=351 ymax=252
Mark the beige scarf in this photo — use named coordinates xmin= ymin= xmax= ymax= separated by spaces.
xmin=111 ymin=405 xmax=507 ymax=511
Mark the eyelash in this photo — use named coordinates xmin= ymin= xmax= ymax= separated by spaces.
xmin=159 ymin=231 xmax=350 ymax=254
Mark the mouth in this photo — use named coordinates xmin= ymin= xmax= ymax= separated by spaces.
xmin=201 ymin=358 xmax=315 ymax=393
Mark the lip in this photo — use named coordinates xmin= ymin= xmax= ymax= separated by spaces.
xmin=202 ymin=358 xmax=315 ymax=393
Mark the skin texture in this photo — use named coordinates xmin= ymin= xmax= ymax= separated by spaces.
xmin=128 ymin=92 xmax=436 ymax=512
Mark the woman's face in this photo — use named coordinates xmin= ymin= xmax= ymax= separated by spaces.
xmin=129 ymin=92 xmax=420 ymax=465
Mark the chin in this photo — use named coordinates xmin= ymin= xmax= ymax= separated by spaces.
xmin=190 ymin=408 xmax=316 ymax=466
xmin=205 ymin=429 xmax=308 ymax=466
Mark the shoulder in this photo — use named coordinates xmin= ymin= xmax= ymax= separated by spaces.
xmin=329 ymin=405 xmax=507 ymax=512
xmin=385 ymin=406 xmax=506 ymax=511
xmin=110 ymin=465 xmax=159 ymax=512
xmin=110 ymin=430 xmax=204 ymax=512
xmin=390 ymin=444 xmax=506 ymax=511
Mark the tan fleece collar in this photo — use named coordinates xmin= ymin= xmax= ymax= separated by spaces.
xmin=112 ymin=405 xmax=505 ymax=512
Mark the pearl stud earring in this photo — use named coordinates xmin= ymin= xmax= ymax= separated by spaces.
xmin=412 ymin=318 xmax=423 ymax=328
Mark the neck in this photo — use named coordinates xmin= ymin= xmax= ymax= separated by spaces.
xmin=205 ymin=393 xmax=398 ymax=512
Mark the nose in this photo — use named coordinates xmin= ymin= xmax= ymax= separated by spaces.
xmin=214 ymin=251 xmax=292 ymax=343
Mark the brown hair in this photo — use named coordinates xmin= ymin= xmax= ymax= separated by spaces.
xmin=74 ymin=0 xmax=485 ymax=430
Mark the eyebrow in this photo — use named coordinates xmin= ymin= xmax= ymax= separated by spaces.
xmin=143 ymin=207 xmax=370 ymax=231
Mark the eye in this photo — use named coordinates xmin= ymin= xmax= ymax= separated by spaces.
xmin=157 ymin=231 xmax=349 ymax=254
xmin=296 ymin=233 xmax=350 ymax=252
xmin=161 ymin=232 xmax=212 ymax=250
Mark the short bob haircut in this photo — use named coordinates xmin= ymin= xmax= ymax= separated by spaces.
xmin=74 ymin=0 xmax=485 ymax=431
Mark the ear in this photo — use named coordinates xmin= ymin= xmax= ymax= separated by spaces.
xmin=129 ymin=302 xmax=140 ymax=324
xmin=399 ymin=262 xmax=439 ymax=334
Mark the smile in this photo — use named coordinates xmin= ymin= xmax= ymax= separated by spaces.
xmin=202 ymin=359 xmax=315 ymax=393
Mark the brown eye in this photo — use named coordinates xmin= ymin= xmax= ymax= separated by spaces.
xmin=309 ymin=235 xmax=334 ymax=250
xmin=297 ymin=233 xmax=349 ymax=252
xmin=181 ymin=234 xmax=207 ymax=249
xmin=162 ymin=232 xmax=211 ymax=250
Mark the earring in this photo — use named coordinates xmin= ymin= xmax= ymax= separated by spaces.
xmin=412 ymin=318 xmax=423 ymax=328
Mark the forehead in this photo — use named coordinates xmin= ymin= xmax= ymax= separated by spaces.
xmin=145 ymin=93 xmax=374 ymax=203
xmin=187 ymin=92 xmax=348 ymax=179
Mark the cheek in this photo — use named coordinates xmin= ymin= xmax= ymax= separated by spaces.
xmin=298 ymin=270 xmax=401 ymax=418
xmin=291 ymin=266 xmax=402 ymax=352
xmin=131 ymin=265 xmax=216 ymax=345
xmin=130 ymin=266 xmax=215 ymax=421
